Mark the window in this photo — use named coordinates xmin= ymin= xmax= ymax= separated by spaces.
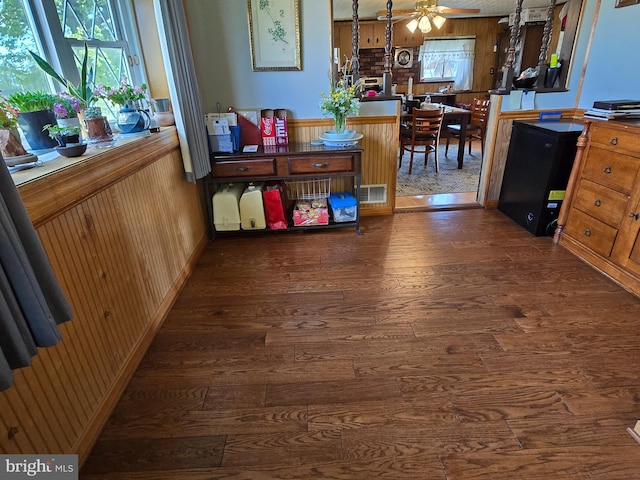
xmin=418 ymin=38 xmax=475 ymax=91
xmin=0 ymin=0 xmax=146 ymax=119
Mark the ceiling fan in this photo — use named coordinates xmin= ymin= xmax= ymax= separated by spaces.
xmin=376 ymin=1 xmax=481 ymax=34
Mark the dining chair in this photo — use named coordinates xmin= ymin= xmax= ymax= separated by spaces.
xmin=399 ymin=107 xmax=445 ymax=174
xmin=445 ymin=98 xmax=490 ymax=157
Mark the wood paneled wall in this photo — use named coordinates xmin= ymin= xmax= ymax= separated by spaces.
xmin=0 ymin=131 xmax=207 ymax=462
xmin=289 ymin=113 xmax=400 ymax=215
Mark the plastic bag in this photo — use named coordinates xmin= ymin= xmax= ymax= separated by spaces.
xmin=263 ymin=183 xmax=288 ymax=230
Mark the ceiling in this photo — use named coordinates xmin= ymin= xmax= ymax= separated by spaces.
xmin=332 ymin=0 xmax=567 ymax=21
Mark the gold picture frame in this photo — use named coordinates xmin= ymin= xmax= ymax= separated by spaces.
xmin=616 ymin=0 xmax=639 ymax=7
xmin=247 ymin=0 xmax=301 ymax=71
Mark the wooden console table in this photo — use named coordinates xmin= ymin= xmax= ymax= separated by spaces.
xmin=206 ymin=143 xmax=363 ymax=236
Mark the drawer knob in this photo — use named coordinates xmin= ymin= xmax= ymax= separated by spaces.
xmin=629 ymin=213 xmax=640 ymax=221
xmin=594 ymin=199 xmax=602 ymax=207
xmin=236 ymin=167 xmax=250 ymax=172
xmin=603 ymin=166 xmax=612 ymax=174
xmin=584 ymin=229 xmax=592 ymax=237
xmin=312 ymin=163 xmax=330 ymax=168
xmin=610 ymin=137 xmax=618 ymax=146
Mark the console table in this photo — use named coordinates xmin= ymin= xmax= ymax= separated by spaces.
xmin=206 ymin=143 xmax=363 ymax=236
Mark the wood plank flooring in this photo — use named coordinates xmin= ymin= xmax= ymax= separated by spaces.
xmin=80 ymin=209 xmax=640 ymax=479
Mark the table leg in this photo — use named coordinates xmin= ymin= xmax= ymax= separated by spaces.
xmin=456 ymin=119 xmax=468 ymax=169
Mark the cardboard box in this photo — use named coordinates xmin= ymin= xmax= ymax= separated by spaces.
xmin=261 ymin=108 xmax=289 ymax=146
xmin=293 ymin=198 xmax=328 ymax=226
xmin=261 ymin=109 xmax=276 ymax=146
xmin=509 ymin=7 xmax=548 ymax=26
xmin=274 ymin=109 xmax=288 ymax=145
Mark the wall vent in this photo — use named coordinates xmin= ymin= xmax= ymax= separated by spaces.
xmin=359 ymin=184 xmax=387 ymax=204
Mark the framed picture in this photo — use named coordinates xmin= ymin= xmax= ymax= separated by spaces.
xmin=616 ymin=0 xmax=639 ymax=7
xmin=247 ymin=0 xmax=301 ymax=71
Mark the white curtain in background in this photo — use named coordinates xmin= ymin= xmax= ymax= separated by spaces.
xmin=418 ymin=38 xmax=475 ymax=91
xmin=154 ymin=0 xmax=211 ymax=182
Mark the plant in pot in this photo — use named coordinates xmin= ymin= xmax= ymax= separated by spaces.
xmin=43 ymin=123 xmax=86 ymax=158
xmin=0 ymin=91 xmax=31 ymax=160
xmin=7 ymin=91 xmax=59 ymax=150
xmin=95 ymin=78 xmax=150 ymax=134
xmin=43 ymin=124 xmax=81 ymax=146
xmin=82 ymin=106 xmax=113 ymax=145
xmin=29 ymin=43 xmax=96 ymax=139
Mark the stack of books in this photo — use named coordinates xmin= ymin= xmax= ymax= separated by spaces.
xmin=584 ymin=99 xmax=640 ymax=120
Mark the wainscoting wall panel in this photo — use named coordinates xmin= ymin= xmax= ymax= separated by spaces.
xmin=0 ymin=130 xmax=207 ymax=463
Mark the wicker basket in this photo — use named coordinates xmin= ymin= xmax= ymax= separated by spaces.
xmin=285 ymin=177 xmax=331 ymax=200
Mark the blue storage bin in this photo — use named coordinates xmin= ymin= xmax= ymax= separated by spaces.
xmin=328 ymin=192 xmax=357 ymax=223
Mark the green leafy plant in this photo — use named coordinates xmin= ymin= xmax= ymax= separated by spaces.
xmin=0 ymin=92 xmax=19 ymax=128
xmin=6 ymin=91 xmax=57 ymax=112
xmin=84 ymin=106 xmax=103 ymax=119
xmin=42 ymin=123 xmax=81 ymax=138
xmin=29 ymin=43 xmax=95 ymax=108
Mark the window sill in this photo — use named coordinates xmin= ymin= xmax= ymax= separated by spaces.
xmin=15 ymin=127 xmax=179 ymax=227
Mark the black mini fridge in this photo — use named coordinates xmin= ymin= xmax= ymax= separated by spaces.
xmin=498 ymin=120 xmax=583 ymax=236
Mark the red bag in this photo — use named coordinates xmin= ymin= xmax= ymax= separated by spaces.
xmin=263 ymin=183 xmax=288 ymax=230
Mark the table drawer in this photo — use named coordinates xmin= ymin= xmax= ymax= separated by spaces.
xmin=287 ymin=155 xmax=355 ymax=174
xmin=564 ymin=208 xmax=618 ymax=258
xmin=582 ymin=146 xmax=639 ymax=195
xmin=212 ymin=158 xmax=276 ymax=178
xmin=591 ymin=124 xmax=640 ymax=155
xmin=573 ymin=178 xmax=630 ymax=227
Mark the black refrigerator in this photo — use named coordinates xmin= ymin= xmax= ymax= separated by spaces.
xmin=498 ymin=120 xmax=583 ymax=236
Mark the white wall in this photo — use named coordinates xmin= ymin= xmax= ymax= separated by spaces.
xmin=185 ymin=0 xmax=333 ymax=119
xmin=578 ymin=1 xmax=640 ymax=109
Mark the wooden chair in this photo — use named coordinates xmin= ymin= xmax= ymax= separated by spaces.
xmin=399 ymin=107 xmax=445 ymax=174
xmin=445 ymin=98 xmax=490 ymax=157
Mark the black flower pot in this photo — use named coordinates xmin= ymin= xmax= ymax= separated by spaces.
xmin=17 ymin=109 xmax=58 ymax=150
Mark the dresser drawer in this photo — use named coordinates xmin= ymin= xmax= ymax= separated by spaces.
xmin=564 ymin=209 xmax=618 ymax=258
xmin=287 ymin=155 xmax=355 ymax=174
xmin=212 ymin=158 xmax=276 ymax=178
xmin=573 ymin=178 xmax=630 ymax=227
xmin=582 ymin=146 xmax=639 ymax=195
xmin=590 ymin=124 xmax=640 ymax=155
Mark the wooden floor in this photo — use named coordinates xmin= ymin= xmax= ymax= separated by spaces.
xmin=81 ymin=209 xmax=640 ymax=479
xmin=395 ymin=191 xmax=480 ymax=211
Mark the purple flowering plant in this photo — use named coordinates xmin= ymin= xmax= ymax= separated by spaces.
xmin=95 ymin=78 xmax=148 ymax=107
xmin=53 ymin=93 xmax=81 ymax=119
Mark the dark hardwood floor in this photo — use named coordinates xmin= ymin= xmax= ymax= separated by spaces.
xmin=81 ymin=209 xmax=640 ymax=479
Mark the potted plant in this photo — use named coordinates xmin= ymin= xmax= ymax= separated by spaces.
xmin=53 ymin=93 xmax=82 ymax=127
xmin=82 ymin=106 xmax=113 ymax=144
xmin=0 ymin=91 xmax=30 ymax=158
xmin=95 ymin=78 xmax=150 ymax=133
xmin=42 ymin=124 xmax=81 ymax=147
xmin=7 ymin=91 xmax=59 ymax=150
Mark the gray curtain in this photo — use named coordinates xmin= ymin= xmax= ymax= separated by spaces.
xmin=154 ymin=0 xmax=211 ymax=182
xmin=0 ymin=156 xmax=73 ymax=391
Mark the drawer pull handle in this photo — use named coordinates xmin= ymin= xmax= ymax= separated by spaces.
xmin=584 ymin=229 xmax=592 ymax=237
xmin=235 ymin=167 xmax=250 ymax=172
xmin=610 ymin=137 xmax=618 ymax=146
xmin=603 ymin=166 xmax=612 ymax=174
xmin=312 ymin=163 xmax=330 ymax=168
xmin=594 ymin=199 xmax=602 ymax=207
xmin=629 ymin=213 xmax=640 ymax=221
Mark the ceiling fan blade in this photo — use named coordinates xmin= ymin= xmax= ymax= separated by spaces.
xmin=375 ymin=9 xmax=417 ymax=18
xmin=437 ymin=8 xmax=482 ymax=15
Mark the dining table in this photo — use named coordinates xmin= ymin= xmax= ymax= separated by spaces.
xmin=401 ymin=104 xmax=471 ymax=169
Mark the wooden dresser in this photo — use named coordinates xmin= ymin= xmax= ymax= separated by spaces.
xmin=556 ymin=119 xmax=640 ymax=296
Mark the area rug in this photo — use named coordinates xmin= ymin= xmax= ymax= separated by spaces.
xmin=396 ymin=143 xmax=483 ymax=196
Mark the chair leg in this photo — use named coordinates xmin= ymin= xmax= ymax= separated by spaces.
xmin=480 ymin=134 xmax=484 ymax=157
xmin=398 ymin=142 xmax=403 ymax=169
xmin=445 ymin=137 xmax=450 ymax=156
xmin=468 ymin=137 xmax=472 ymax=154
xmin=434 ymin=144 xmax=439 ymax=173
xmin=408 ymin=148 xmax=414 ymax=174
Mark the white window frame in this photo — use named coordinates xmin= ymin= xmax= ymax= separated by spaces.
xmin=418 ymin=37 xmax=475 ymax=91
xmin=20 ymin=0 xmax=147 ymax=97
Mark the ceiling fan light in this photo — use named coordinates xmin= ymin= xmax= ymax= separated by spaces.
xmin=406 ymin=18 xmax=419 ymax=33
xmin=418 ymin=15 xmax=432 ymax=33
xmin=431 ymin=14 xmax=446 ymax=30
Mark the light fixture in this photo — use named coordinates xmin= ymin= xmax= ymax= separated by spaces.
xmin=406 ymin=7 xmax=448 ymax=34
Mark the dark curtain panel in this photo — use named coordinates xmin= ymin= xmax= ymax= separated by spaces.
xmin=0 ymin=156 xmax=73 ymax=391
